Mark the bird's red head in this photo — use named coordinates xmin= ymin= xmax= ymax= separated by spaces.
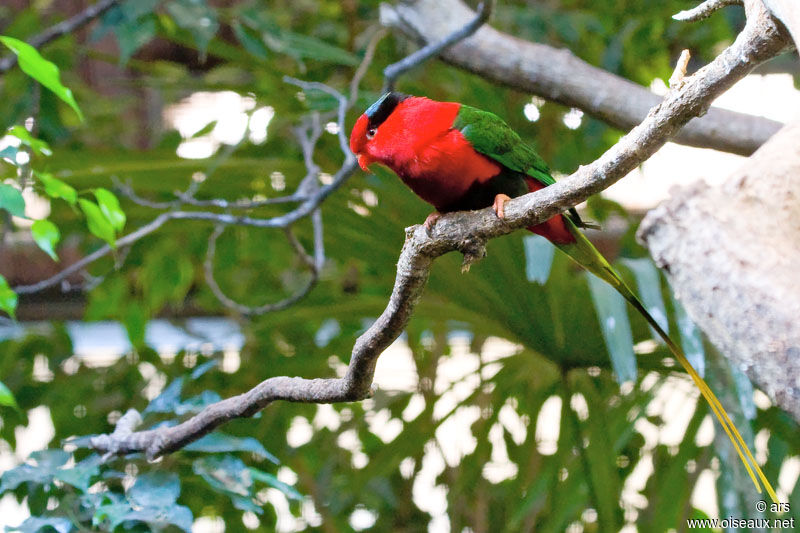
xmin=349 ymin=92 xmax=410 ymax=171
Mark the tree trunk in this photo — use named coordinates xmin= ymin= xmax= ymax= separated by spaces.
xmin=638 ymin=120 xmax=800 ymax=422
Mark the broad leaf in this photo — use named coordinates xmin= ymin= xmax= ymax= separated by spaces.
xmin=78 ymin=199 xmax=117 ymax=247
xmin=94 ymin=188 xmax=126 ymax=232
xmin=185 ymin=432 xmax=279 ymax=463
xmin=587 ymin=273 xmax=636 ymax=383
xmin=37 ymin=172 xmax=77 ymax=204
xmin=31 ymin=219 xmax=60 ymax=261
xmin=127 ymin=472 xmax=180 ymax=507
xmin=7 ymin=126 xmax=52 ymax=156
xmin=522 ymin=234 xmax=555 ymax=284
xmin=0 ymin=183 xmax=27 ymax=218
xmin=0 ymin=36 xmax=84 ymax=120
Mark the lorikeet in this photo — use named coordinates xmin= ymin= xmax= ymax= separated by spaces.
xmin=350 ymin=92 xmax=777 ymax=501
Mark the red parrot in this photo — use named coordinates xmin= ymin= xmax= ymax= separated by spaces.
xmin=350 ymin=92 xmax=777 ymax=502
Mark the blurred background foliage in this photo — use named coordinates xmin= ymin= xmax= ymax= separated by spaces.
xmin=0 ymin=0 xmax=797 ymax=531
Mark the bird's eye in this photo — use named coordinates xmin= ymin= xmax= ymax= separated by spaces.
xmin=366 ymin=127 xmax=377 ymax=139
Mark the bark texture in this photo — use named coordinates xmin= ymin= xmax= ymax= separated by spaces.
xmin=639 ymin=120 xmax=800 ymax=422
xmin=381 ymin=0 xmax=786 ymax=156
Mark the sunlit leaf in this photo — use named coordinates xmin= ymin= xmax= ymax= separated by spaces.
xmin=54 ymin=454 xmax=101 ymax=492
xmin=0 ymin=36 xmax=84 ymax=120
xmin=144 ymin=377 xmax=184 ymax=414
xmin=0 ymin=380 xmax=18 ymax=409
xmin=7 ymin=126 xmax=52 ymax=156
xmin=0 ymin=274 xmax=18 ymax=319
xmin=522 ymin=234 xmax=555 ymax=284
xmin=78 ymin=198 xmax=116 ymax=247
xmin=31 ymin=219 xmax=60 ymax=261
xmin=587 ymin=273 xmax=636 ymax=383
xmin=128 ymin=472 xmax=180 ymax=507
xmin=94 ymin=188 xmax=126 ymax=232
xmin=0 ymin=183 xmax=27 ymax=218
xmin=37 ymin=172 xmax=77 ymax=205
xmin=185 ymin=432 xmax=279 ymax=464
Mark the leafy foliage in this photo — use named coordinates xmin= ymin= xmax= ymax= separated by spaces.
xmin=0 ymin=0 xmax=797 ymax=531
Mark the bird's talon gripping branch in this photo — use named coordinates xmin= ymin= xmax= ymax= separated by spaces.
xmin=492 ymin=193 xmax=512 ymax=219
xmin=424 ymin=211 xmax=442 ymax=233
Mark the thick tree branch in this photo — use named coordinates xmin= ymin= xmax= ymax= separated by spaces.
xmin=86 ymin=2 xmax=789 ymax=458
xmin=380 ymin=0 xmax=787 ymax=156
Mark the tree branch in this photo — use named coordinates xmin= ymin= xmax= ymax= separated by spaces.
xmin=86 ymin=1 xmax=789 ymax=459
xmin=380 ymin=0 xmax=788 ymax=156
xmin=0 ymin=0 xmax=122 ymax=74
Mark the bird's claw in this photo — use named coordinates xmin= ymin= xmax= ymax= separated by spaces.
xmin=423 ymin=212 xmax=442 ymax=233
xmin=492 ymin=194 xmax=512 ymax=219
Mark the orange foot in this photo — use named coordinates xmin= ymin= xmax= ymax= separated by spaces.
xmin=492 ymin=194 xmax=512 ymax=219
xmin=424 ymin=211 xmax=442 ymax=232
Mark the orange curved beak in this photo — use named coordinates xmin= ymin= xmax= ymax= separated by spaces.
xmin=357 ymin=153 xmax=374 ymax=172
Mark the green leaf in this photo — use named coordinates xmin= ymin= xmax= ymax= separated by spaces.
xmin=36 ymin=172 xmax=78 ymax=205
xmin=587 ymin=273 xmax=636 ymax=383
xmin=0 ymin=145 xmax=19 ymax=164
xmin=0 ymin=183 xmax=27 ymax=218
xmin=185 ymin=432 xmax=280 ymax=464
xmin=621 ymin=258 xmax=669 ymax=334
xmin=0 ymin=450 xmax=69 ymax=492
xmin=94 ymin=188 xmax=126 ymax=232
xmin=522 ymin=234 xmax=555 ymax=284
xmin=0 ymin=36 xmax=84 ymax=120
xmin=7 ymin=125 xmax=52 ymax=156
xmin=0 ymin=380 xmax=18 ymax=408
xmin=249 ymin=467 xmax=303 ymax=500
xmin=128 ymin=472 xmax=180 ymax=507
xmin=144 ymin=376 xmax=184 ymax=414
xmin=123 ymin=300 xmax=147 ymax=347
xmin=115 ymin=16 xmax=157 ymax=65
xmin=0 ymin=274 xmax=18 ymax=319
xmin=78 ymin=199 xmax=117 ymax=247
xmin=31 ymin=219 xmax=60 ymax=261
xmin=6 ymin=516 xmax=73 ymax=533
xmin=232 ymin=20 xmax=269 ymax=60
xmin=37 ymin=172 xmax=77 ymax=204
xmin=166 ymin=0 xmax=219 ymax=57
xmin=193 ymin=454 xmax=252 ymax=496
xmin=670 ymin=294 xmax=706 ymax=378
xmin=54 ymin=454 xmax=101 ymax=492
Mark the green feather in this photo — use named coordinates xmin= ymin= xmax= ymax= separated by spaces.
xmin=454 ymin=104 xmax=584 ymax=225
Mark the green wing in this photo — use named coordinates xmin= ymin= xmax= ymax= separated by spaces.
xmin=454 ymin=104 xmax=587 ymax=225
xmin=454 ymin=104 xmax=555 ymax=187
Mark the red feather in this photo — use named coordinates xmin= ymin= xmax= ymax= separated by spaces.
xmin=352 ymin=97 xmax=574 ymax=244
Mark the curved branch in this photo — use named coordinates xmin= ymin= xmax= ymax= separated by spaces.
xmin=86 ymin=3 xmax=789 ymax=459
xmin=381 ymin=0 xmax=787 ymax=156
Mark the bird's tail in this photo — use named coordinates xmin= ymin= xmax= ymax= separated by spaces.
xmin=555 ymin=218 xmax=778 ymax=503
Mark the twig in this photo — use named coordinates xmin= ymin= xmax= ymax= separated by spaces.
xmin=382 ymin=0 xmax=495 ymax=92
xmin=673 ymin=0 xmax=742 ymax=22
xmin=0 ymin=0 xmax=122 ymax=74
xmin=203 ymin=225 xmax=319 ymax=316
xmin=669 ymin=49 xmax=692 ymax=88
xmin=85 ymin=0 xmax=789 ymax=459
